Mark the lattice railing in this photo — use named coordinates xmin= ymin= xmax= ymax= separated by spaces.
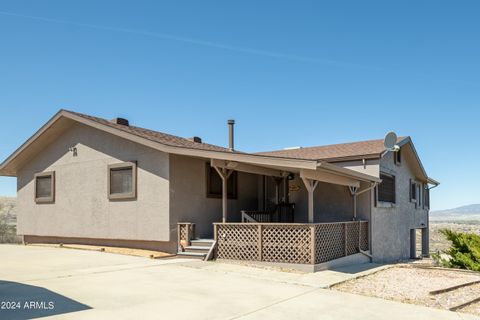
xmin=314 ymin=223 xmax=345 ymax=263
xmin=177 ymin=222 xmax=195 ymax=251
xmin=214 ymin=221 xmax=368 ymax=265
xmin=359 ymin=221 xmax=369 ymax=251
xmin=215 ymin=224 xmax=259 ymax=260
xmin=262 ymin=224 xmax=312 ymax=264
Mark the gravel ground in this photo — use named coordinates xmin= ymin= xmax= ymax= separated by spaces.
xmin=333 ymin=266 xmax=480 ymax=315
xmin=461 ymin=301 xmax=480 ymax=315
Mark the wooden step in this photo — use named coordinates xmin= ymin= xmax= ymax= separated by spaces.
xmin=184 ymin=246 xmax=210 ymax=254
xmin=190 ymin=239 xmax=215 ymax=247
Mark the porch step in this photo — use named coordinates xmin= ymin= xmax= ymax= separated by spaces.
xmin=190 ymin=239 xmax=215 ymax=247
xmin=177 ymin=238 xmax=215 ymax=260
xmin=184 ymin=246 xmax=210 ymax=254
xmin=176 ymin=251 xmax=207 ymax=259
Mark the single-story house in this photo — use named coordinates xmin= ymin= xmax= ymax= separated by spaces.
xmin=0 ymin=110 xmax=439 ymax=271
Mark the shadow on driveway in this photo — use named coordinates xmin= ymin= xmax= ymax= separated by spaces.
xmin=0 ymin=280 xmax=91 ymax=320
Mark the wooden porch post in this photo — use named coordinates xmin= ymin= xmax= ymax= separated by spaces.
xmin=213 ymin=166 xmax=233 ymax=223
xmin=302 ymin=177 xmax=319 ymax=223
xmin=273 ymin=177 xmax=282 ymax=205
xmin=349 ymin=186 xmax=358 ymax=220
xmin=221 ymin=173 xmax=228 ymax=223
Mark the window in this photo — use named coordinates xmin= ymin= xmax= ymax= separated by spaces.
xmin=34 ymin=171 xmax=55 ymax=203
xmin=378 ymin=173 xmax=395 ymax=203
xmin=394 ymin=149 xmax=402 ymax=165
xmin=424 ymin=185 xmax=430 ymax=209
xmin=410 ymin=179 xmax=417 ymax=203
xmin=417 ymin=184 xmax=422 ymax=208
xmin=108 ymin=162 xmax=137 ymax=200
xmin=206 ymin=164 xmax=237 ymax=199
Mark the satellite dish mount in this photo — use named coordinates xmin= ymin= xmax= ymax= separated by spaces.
xmin=384 ymin=131 xmax=400 ymax=152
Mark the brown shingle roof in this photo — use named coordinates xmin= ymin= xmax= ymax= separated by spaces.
xmin=256 ymin=137 xmax=408 ymax=161
xmin=67 ymin=110 xmax=407 ymax=161
xmin=66 ymin=110 xmax=232 ymax=153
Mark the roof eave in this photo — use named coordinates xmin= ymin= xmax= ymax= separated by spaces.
xmin=317 ymin=161 xmax=382 ymax=183
xmin=0 ymin=109 xmax=68 ymax=177
xmin=427 ymin=177 xmax=440 ymax=186
xmin=0 ymin=110 xmax=320 ymax=177
xmin=323 ymin=153 xmax=382 ymax=163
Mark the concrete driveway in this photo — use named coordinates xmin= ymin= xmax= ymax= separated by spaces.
xmin=0 ymin=244 xmax=478 ymax=320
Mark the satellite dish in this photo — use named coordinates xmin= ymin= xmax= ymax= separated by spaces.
xmin=384 ymin=131 xmax=400 ymax=151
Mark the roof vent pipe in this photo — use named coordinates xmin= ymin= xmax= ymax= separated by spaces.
xmin=228 ymin=119 xmax=235 ymax=151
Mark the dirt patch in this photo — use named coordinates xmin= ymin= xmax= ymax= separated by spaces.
xmin=332 ymin=266 xmax=480 ymax=316
xmin=29 ymin=243 xmax=174 ymax=259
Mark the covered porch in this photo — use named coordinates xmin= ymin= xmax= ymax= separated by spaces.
xmin=177 ymin=155 xmax=381 ymax=270
xmin=209 ymin=158 xmax=379 ymax=225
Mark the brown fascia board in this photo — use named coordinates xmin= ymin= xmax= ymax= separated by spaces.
xmin=0 ymin=110 xmax=319 ymax=176
xmin=323 ymin=153 xmax=382 ymax=163
xmin=0 ymin=110 xmax=67 ymax=176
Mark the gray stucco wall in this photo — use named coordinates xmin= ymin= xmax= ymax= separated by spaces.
xmin=17 ymin=123 xmax=171 ymax=242
xmin=169 ymin=154 xmax=259 ymax=239
xmin=332 ymin=150 xmax=429 ymax=262
xmin=289 ymin=178 xmax=354 ymax=222
xmin=371 ymin=150 xmax=429 ymax=262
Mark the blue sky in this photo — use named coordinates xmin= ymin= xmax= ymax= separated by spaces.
xmin=0 ymin=1 xmax=479 ymax=210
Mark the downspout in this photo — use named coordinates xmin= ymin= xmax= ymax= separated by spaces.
xmin=368 ymin=182 xmax=377 ymax=259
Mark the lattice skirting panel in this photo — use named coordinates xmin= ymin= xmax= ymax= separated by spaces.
xmin=179 ymin=225 xmax=187 ymax=241
xmin=314 ymin=223 xmax=345 ymax=263
xmin=216 ymin=224 xmax=260 ymax=260
xmin=359 ymin=221 xmax=369 ymax=251
xmin=262 ymin=225 xmax=312 ymax=264
xmin=215 ymin=221 xmax=369 ymax=265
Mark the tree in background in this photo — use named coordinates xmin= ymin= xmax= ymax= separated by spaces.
xmin=0 ymin=203 xmax=21 ymax=244
xmin=433 ymin=229 xmax=480 ymax=271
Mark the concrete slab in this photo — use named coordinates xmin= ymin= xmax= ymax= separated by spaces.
xmin=0 ymin=244 xmax=478 ymax=320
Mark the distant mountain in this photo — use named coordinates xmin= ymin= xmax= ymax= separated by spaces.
xmin=431 ymin=204 xmax=480 ymax=221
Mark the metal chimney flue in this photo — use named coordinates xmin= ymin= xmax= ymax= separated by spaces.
xmin=228 ymin=119 xmax=235 ymax=151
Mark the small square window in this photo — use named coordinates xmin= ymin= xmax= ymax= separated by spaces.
xmin=108 ymin=162 xmax=137 ymax=200
xmin=34 ymin=171 xmax=55 ymax=203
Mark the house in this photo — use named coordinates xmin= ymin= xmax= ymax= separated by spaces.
xmin=0 ymin=110 xmax=439 ymax=271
